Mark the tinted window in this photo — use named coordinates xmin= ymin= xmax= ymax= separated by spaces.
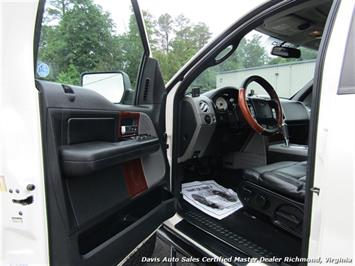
xmin=36 ymin=0 xmax=144 ymax=103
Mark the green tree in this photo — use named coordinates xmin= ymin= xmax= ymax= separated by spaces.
xmin=148 ymin=13 xmax=211 ymax=82
xmin=43 ymin=0 xmax=71 ymax=23
xmin=215 ymin=35 xmax=269 ymax=74
xmin=191 ymin=23 xmax=211 ymax=48
xmin=57 ymin=64 xmax=80 ymax=85
xmin=156 ymin=14 xmax=173 ymax=53
xmin=38 ymin=0 xmax=116 ymax=85
xmin=60 ymin=0 xmax=115 ymax=72
xmin=237 ymin=35 xmax=269 ymax=68
xmin=116 ymin=13 xmax=145 ymax=88
xmin=143 ymin=11 xmax=158 ymax=50
xmin=189 ymin=35 xmax=270 ymax=90
xmin=39 ymin=2 xmax=213 ymax=86
xmin=190 ymin=68 xmax=217 ymax=92
xmin=299 ymin=47 xmax=317 ymax=60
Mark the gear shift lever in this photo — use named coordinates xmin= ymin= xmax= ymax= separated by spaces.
xmin=281 ymin=122 xmax=290 ymax=147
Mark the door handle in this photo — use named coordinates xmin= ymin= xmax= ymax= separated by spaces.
xmin=12 ymin=195 xmax=33 ymax=205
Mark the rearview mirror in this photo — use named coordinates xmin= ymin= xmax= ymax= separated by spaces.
xmin=81 ymin=71 xmax=133 ymax=103
xmin=271 ymin=46 xmax=301 ymax=58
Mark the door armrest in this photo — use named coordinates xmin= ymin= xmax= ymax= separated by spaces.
xmin=60 ymin=136 xmax=160 ymax=177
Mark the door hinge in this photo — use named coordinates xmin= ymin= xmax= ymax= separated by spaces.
xmin=163 ymin=133 xmax=169 ymax=149
xmin=310 ymin=187 xmax=320 ymax=196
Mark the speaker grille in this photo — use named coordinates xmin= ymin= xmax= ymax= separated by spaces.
xmin=143 ymin=78 xmax=150 ymax=101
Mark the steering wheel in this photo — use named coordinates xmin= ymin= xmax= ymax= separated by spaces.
xmin=238 ymin=75 xmax=283 ymax=135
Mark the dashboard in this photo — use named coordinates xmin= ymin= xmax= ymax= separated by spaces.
xmin=215 ymin=96 xmax=229 ymax=111
xmin=178 ymin=86 xmax=310 ymax=163
xmin=208 ymin=87 xmax=242 ymax=127
xmin=178 ymin=95 xmax=216 ymax=162
xmin=208 ymin=87 xmax=237 ymax=112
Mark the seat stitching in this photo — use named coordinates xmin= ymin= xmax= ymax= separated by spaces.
xmin=262 ymin=171 xmax=303 ymax=188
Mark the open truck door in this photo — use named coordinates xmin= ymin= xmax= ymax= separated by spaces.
xmin=35 ymin=0 xmax=174 ymax=265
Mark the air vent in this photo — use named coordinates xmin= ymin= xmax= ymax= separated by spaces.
xmin=143 ymin=78 xmax=150 ymax=101
xmin=199 ymin=101 xmax=209 ymax=112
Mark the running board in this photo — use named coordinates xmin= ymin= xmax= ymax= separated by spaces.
xmin=181 ymin=210 xmax=281 ymax=264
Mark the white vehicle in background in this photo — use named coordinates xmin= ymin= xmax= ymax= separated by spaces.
xmin=0 ymin=0 xmax=354 ymax=265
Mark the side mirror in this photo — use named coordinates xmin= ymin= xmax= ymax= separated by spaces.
xmin=81 ymin=71 xmax=133 ymax=103
xmin=271 ymin=46 xmax=301 ymax=58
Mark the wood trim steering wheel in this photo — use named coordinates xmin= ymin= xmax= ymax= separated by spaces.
xmin=238 ymin=75 xmax=283 ymax=135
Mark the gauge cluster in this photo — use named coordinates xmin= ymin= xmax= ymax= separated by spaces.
xmin=213 ymin=91 xmax=237 ymax=113
xmin=215 ymin=97 xmax=228 ymax=111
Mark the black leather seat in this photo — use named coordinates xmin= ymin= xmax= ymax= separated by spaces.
xmin=243 ymin=161 xmax=307 ymax=202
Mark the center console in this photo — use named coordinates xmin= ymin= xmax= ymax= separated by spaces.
xmin=268 ymin=142 xmax=308 ymax=163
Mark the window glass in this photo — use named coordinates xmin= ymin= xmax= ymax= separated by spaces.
xmin=139 ymin=0 xmax=267 ymax=82
xmin=36 ymin=0 xmax=144 ymax=104
xmin=187 ymin=31 xmax=318 ymax=98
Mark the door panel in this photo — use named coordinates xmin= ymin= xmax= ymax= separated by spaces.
xmin=37 ymin=80 xmax=174 ymax=265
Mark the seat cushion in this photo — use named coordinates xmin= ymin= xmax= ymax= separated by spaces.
xmin=243 ymin=161 xmax=307 ymax=202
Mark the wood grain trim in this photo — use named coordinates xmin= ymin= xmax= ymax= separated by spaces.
xmin=123 ymin=159 xmax=148 ymax=197
xmin=238 ymin=88 xmax=264 ymax=134
xmin=119 ymin=111 xmax=141 ymax=120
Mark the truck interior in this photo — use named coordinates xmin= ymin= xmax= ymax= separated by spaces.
xmin=173 ymin=0 xmax=334 ymax=261
xmin=34 ymin=0 xmax=336 ymax=265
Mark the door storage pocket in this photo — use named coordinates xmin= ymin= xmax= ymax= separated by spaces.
xmin=77 ymin=187 xmax=173 ymax=255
